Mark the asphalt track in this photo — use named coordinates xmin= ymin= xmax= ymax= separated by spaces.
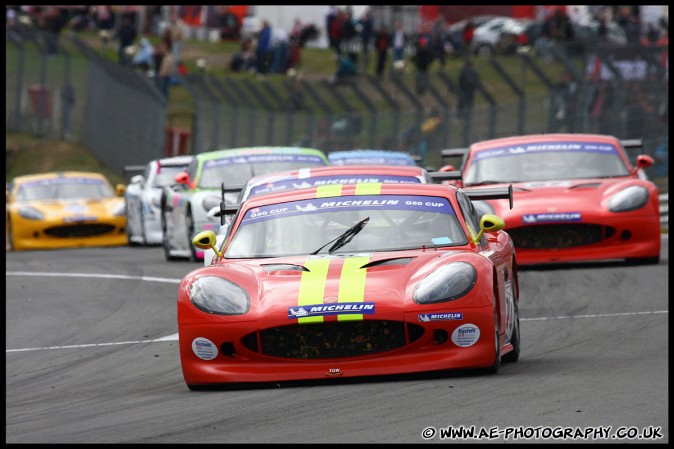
xmin=5 ymin=238 xmax=669 ymax=443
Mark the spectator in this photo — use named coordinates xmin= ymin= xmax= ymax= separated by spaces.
xmin=157 ymin=43 xmax=175 ymax=99
xmin=133 ymin=35 xmax=156 ymax=75
xmin=230 ymin=38 xmax=256 ymax=72
xmin=358 ymin=9 xmax=374 ymax=72
xmin=290 ymin=18 xmax=302 ymax=42
xmin=270 ymin=25 xmax=289 ymax=74
xmin=430 ymin=16 xmax=447 ymax=67
xmin=286 ymin=38 xmax=302 ymax=72
xmin=329 ymin=52 xmax=357 ymax=84
xmin=116 ymin=15 xmax=137 ymax=66
xmin=329 ymin=8 xmax=344 ymax=55
xmin=325 ymin=5 xmax=338 ymax=51
xmin=340 ymin=6 xmax=357 ymax=55
xmin=374 ymin=25 xmax=391 ymax=79
xmin=412 ymin=36 xmax=434 ymax=94
xmin=392 ymin=20 xmax=406 ymax=64
xmin=217 ymin=6 xmax=240 ymax=41
xmin=168 ymin=14 xmax=186 ymax=68
xmin=551 ymin=71 xmax=578 ymax=132
xmin=256 ymin=20 xmax=272 ymax=75
xmin=96 ymin=5 xmax=114 ymax=34
xmin=458 ymin=59 xmax=481 ymax=121
xmin=418 ymin=109 xmax=441 ymax=166
xmin=41 ymin=6 xmax=66 ymax=57
xmin=645 ymin=22 xmax=660 ymax=44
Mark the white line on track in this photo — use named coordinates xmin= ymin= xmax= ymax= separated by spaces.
xmin=6 ymin=271 xmax=181 ymax=284
xmin=5 ymin=271 xmax=669 ymax=353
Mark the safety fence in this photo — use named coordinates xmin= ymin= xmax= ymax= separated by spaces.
xmin=5 ymin=26 xmax=669 ymax=184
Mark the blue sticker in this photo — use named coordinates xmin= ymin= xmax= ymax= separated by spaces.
xmin=431 ymin=237 xmax=452 ymax=245
xmin=418 ymin=312 xmax=463 ymax=322
xmin=63 ymin=216 xmax=97 ymax=223
xmin=522 ymin=212 xmax=582 ymax=224
xmin=249 ymin=175 xmax=421 ymax=197
xmin=329 ymin=151 xmax=417 ymax=166
xmin=288 ymin=302 xmax=376 ymax=319
xmin=474 ymin=141 xmax=619 ymax=161
xmin=242 ymin=195 xmax=455 ymax=225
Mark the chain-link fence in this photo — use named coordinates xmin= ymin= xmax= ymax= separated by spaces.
xmin=6 ymin=26 xmax=167 ymax=177
xmin=6 ymin=26 xmax=668 ymax=182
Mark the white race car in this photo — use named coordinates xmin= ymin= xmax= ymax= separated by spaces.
xmin=203 ymin=164 xmax=462 ymax=265
xmin=161 ymin=146 xmax=329 ymax=261
xmin=124 ymin=156 xmax=194 ymax=246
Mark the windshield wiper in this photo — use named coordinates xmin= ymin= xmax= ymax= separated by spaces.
xmin=310 ymin=217 xmax=370 ymax=255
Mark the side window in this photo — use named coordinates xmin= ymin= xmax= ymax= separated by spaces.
xmin=456 ymin=190 xmax=487 ymax=246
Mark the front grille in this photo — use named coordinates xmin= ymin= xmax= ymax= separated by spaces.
xmin=508 ymin=223 xmax=616 ymax=249
xmin=244 ymin=320 xmax=424 ymax=359
xmin=44 ymin=224 xmax=116 ymax=238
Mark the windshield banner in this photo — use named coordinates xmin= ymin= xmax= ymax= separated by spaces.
xmin=204 ymin=154 xmax=325 ymax=168
xmin=241 ymin=195 xmax=453 ymax=225
xmin=474 ymin=141 xmax=618 ymax=161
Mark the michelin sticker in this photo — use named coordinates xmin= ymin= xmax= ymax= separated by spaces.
xmin=522 ymin=212 xmax=581 ymax=224
xmin=192 ymin=337 xmax=218 ymax=360
xmin=451 ymin=323 xmax=480 ymax=347
xmin=418 ymin=312 xmax=463 ymax=322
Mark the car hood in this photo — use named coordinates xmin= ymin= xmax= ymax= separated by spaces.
xmin=206 ymin=249 xmax=485 ymax=313
xmin=13 ymin=198 xmax=124 ymax=219
xmin=474 ymin=177 xmax=655 ymax=217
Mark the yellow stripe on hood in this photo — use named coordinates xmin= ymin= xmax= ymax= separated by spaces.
xmin=297 ymin=258 xmax=331 ymax=324
xmin=337 ymin=256 xmax=371 ymax=321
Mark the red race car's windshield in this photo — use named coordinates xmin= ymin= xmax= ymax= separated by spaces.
xmin=16 ymin=178 xmax=114 ymax=201
xmin=463 ymin=140 xmax=631 ymax=185
xmin=225 ymin=194 xmax=468 ymax=258
xmin=198 ymin=154 xmax=327 ymax=189
xmin=153 ymin=165 xmax=189 ymax=187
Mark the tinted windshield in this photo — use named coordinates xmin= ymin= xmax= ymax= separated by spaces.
xmin=153 ymin=165 xmax=189 ymax=187
xmin=198 ymin=154 xmax=327 ymax=189
xmin=16 ymin=177 xmax=113 ymax=201
xmin=225 ymin=194 xmax=467 ymax=258
xmin=463 ymin=141 xmax=630 ymax=185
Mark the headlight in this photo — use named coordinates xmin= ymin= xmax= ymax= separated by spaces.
xmin=202 ymin=195 xmax=221 ymax=213
xmin=414 ymin=262 xmax=477 ymax=304
xmin=18 ymin=205 xmax=44 ymax=220
xmin=472 ymin=200 xmax=494 ymax=219
xmin=608 ymin=186 xmax=649 ymax=212
xmin=189 ymin=276 xmax=250 ymax=315
xmin=110 ymin=202 xmax=126 ymax=216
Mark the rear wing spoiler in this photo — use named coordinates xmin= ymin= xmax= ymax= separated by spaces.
xmin=123 ymin=165 xmax=146 ymax=179
xmin=620 ymin=139 xmax=642 ymax=150
xmin=440 ymin=148 xmax=469 ymax=161
xmin=428 ymin=170 xmax=462 ymax=183
xmin=463 ymin=185 xmax=513 ymax=210
xmin=211 ymin=183 xmax=245 ymax=225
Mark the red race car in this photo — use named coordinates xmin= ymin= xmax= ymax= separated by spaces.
xmin=178 ymin=182 xmax=519 ymax=389
xmin=442 ymin=133 xmax=661 ymax=266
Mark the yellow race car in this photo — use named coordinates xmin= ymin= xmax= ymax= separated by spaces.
xmin=6 ymin=171 xmax=128 ymax=251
